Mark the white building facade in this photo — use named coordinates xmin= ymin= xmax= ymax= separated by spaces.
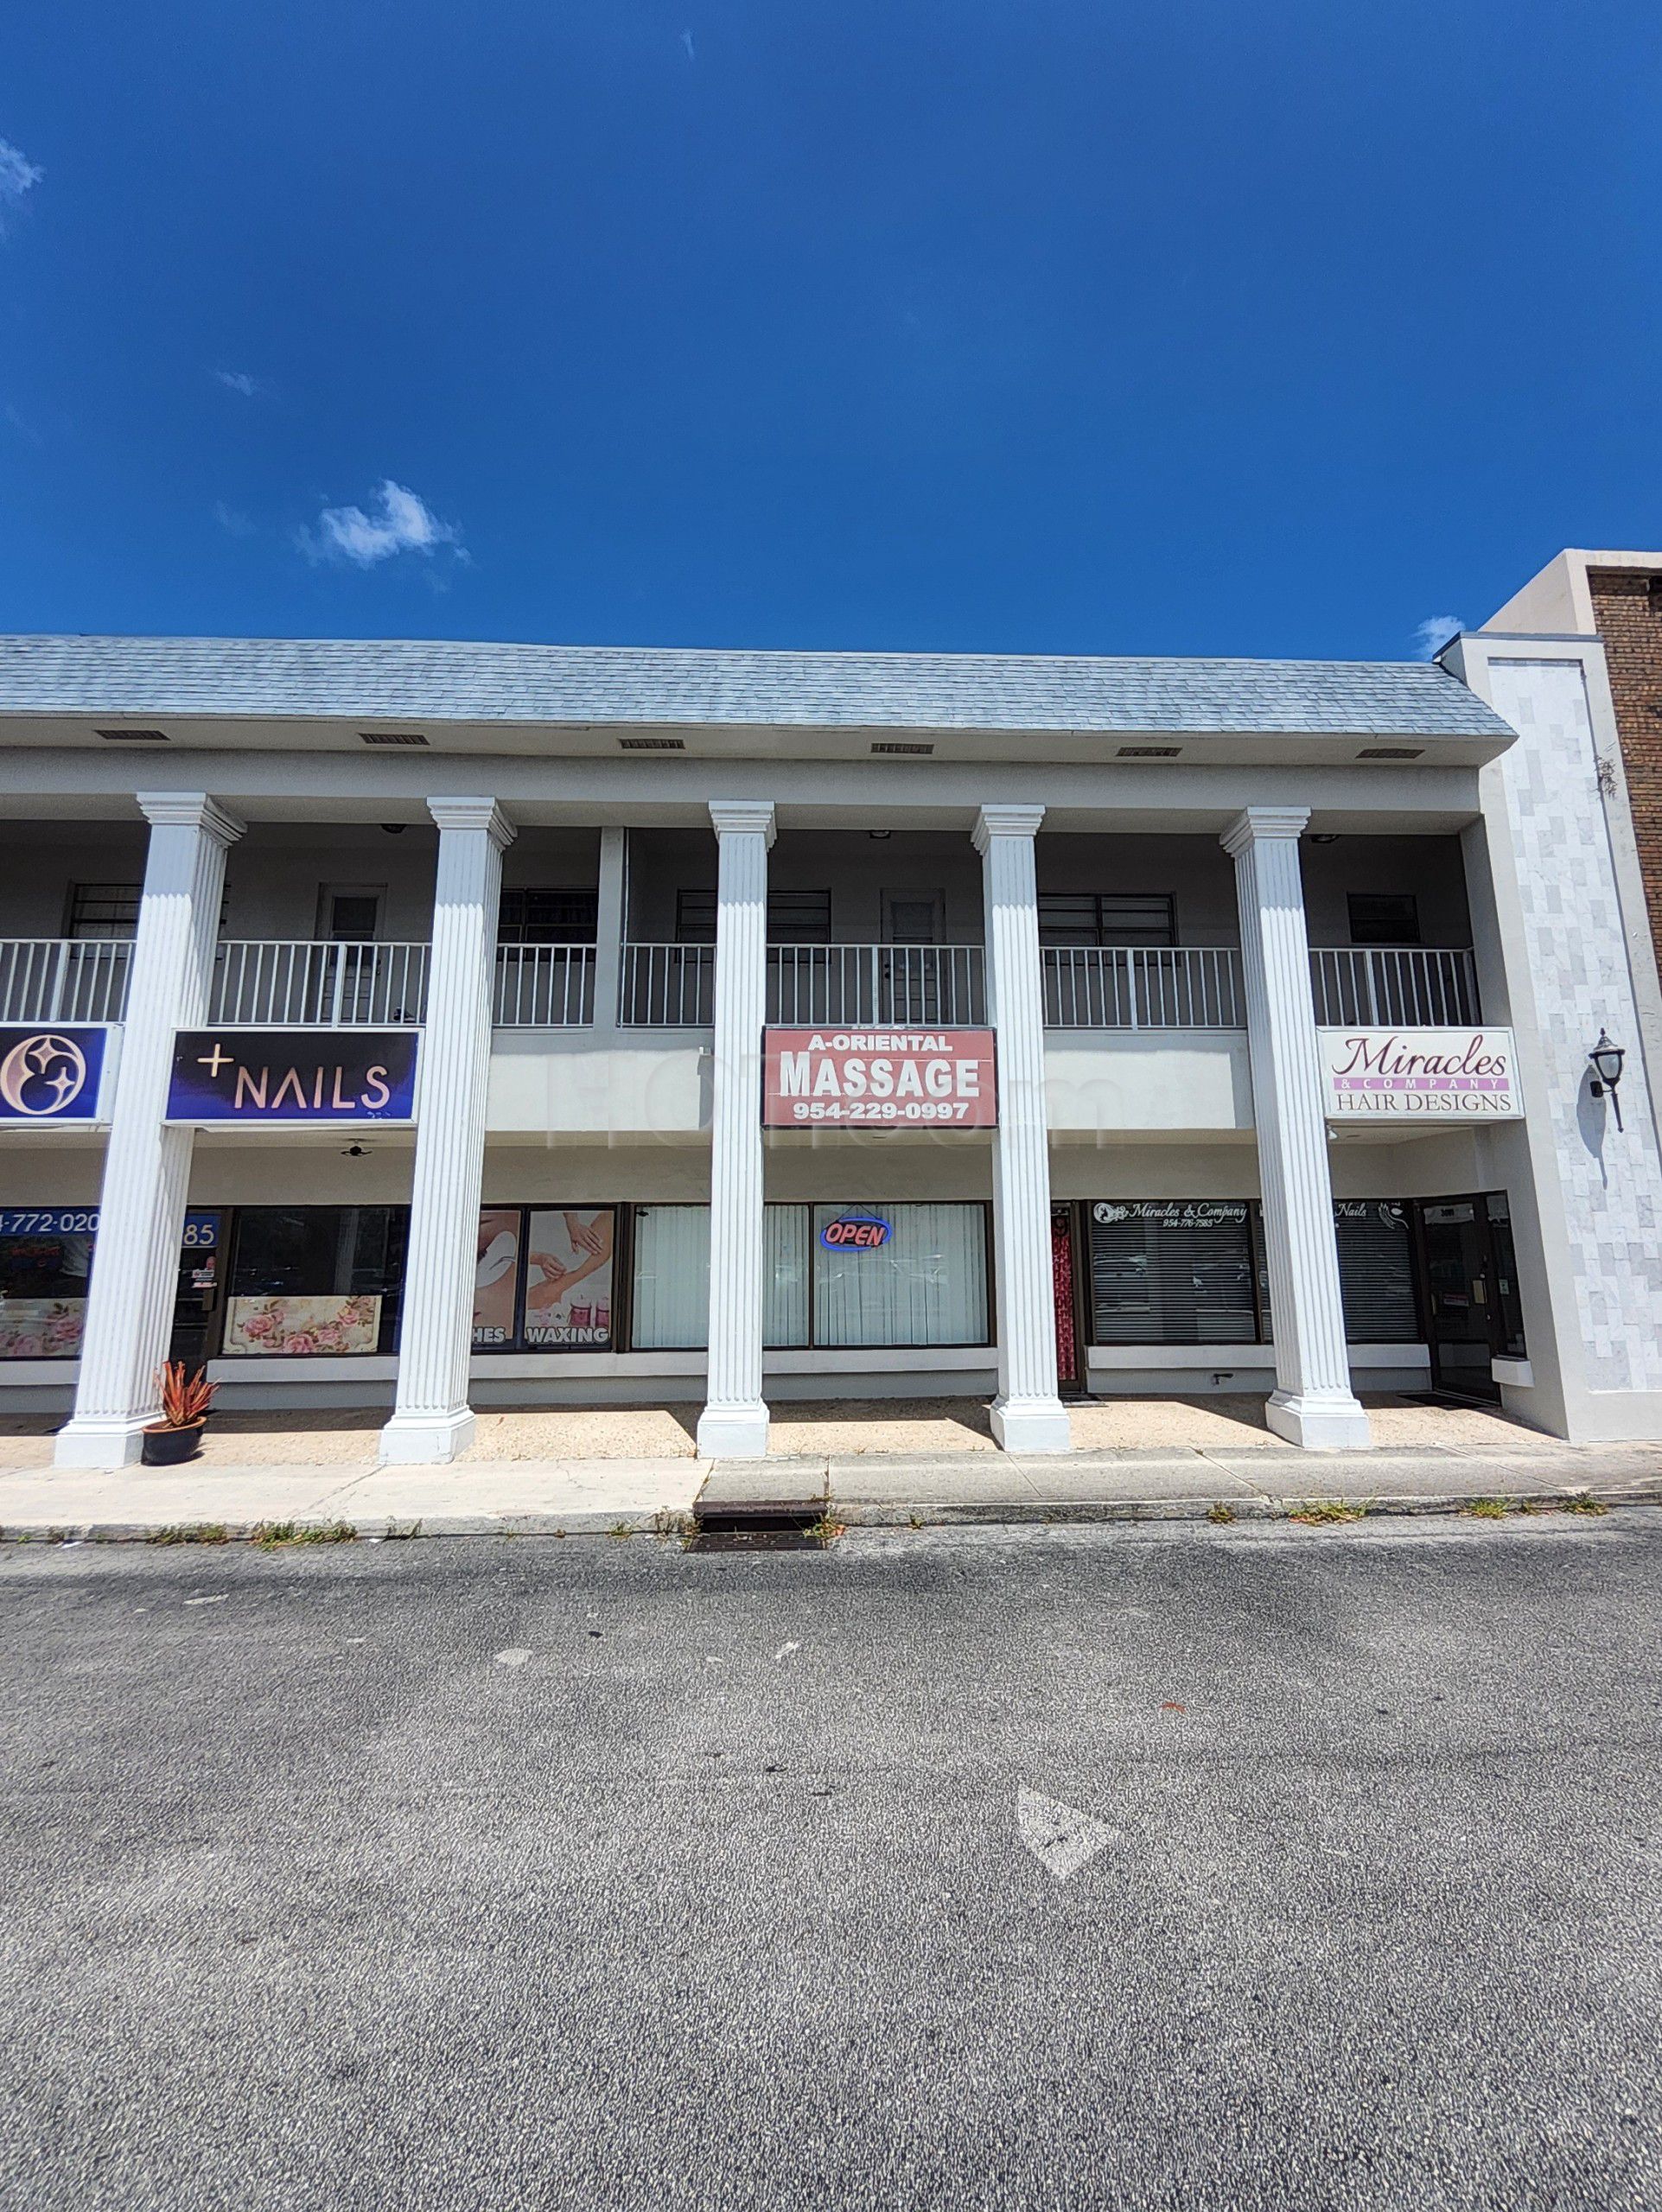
xmin=0 ymin=632 xmax=1657 ymax=1465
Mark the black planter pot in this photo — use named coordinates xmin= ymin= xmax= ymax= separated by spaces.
xmin=141 ymin=1421 xmax=207 ymax=1467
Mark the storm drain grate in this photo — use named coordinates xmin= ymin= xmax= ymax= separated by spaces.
xmin=687 ymin=1507 xmax=828 ymax=1553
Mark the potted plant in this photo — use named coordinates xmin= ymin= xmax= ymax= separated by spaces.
xmin=141 ymin=1361 xmax=219 ymax=1466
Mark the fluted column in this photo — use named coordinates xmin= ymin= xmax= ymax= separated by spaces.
xmin=379 ymin=798 xmax=514 ymax=1464
xmin=697 ymin=800 xmax=774 ymax=1458
xmin=55 ymin=793 xmax=244 ymax=1466
xmin=974 ymin=804 xmax=1071 ymax=1453
xmin=1223 ymin=807 xmax=1369 ymax=1449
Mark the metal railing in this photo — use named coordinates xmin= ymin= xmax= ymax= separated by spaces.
xmin=211 ymin=942 xmax=431 ymax=1027
xmin=1308 ymin=946 xmax=1480 ymax=1027
xmin=0 ymin=939 xmax=133 ymax=1024
xmin=492 ymin=945 xmax=595 ymax=1027
xmin=620 ymin=944 xmax=716 ymax=1026
xmin=1043 ymin=946 xmax=1245 ymax=1029
xmin=767 ymin=944 xmax=986 ymax=1027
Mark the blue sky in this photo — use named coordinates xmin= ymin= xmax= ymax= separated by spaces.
xmin=1 ymin=1 xmax=1658 ymax=659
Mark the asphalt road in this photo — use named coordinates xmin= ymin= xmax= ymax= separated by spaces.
xmin=3 ymin=1513 xmax=1660 ymax=2212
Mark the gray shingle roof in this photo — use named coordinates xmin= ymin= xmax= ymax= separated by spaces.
xmin=0 ymin=634 xmax=1509 ymax=739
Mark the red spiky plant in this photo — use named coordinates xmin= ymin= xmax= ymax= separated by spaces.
xmin=156 ymin=1361 xmax=218 ymax=1429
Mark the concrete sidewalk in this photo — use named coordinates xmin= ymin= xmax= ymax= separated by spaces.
xmin=1 ymin=1436 xmax=1659 ymax=1541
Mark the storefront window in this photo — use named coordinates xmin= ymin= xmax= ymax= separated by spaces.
xmin=472 ymin=1207 xmax=617 ymax=1351
xmin=1087 ymin=1202 xmax=1258 ymax=1344
xmin=811 ymin=1204 xmax=988 ymax=1347
xmin=1334 ymin=1201 xmax=1418 ymax=1343
xmin=224 ymin=1207 xmax=407 ymax=1356
xmin=628 ymin=1205 xmax=812 ymax=1351
xmin=0 ymin=1207 xmax=220 ymax=1362
xmin=1485 ymin=1194 xmax=1527 ymax=1359
xmin=0 ymin=1208 xmax=97 ymax=1358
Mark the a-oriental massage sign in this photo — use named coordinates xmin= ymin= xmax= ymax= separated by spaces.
xmin=167 ymin=1030 xmax=420 ymax=1124
xmin=1317 ymin=1028 xmax=1521 ymax=1119
xmin=762 ymin=1029 xmax=997 ymax=1128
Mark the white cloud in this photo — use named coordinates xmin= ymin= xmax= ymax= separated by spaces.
xmin=0 ymin=138 xmax=43 ymax=232
xmin=1412 ymin=614 xmax=1462 ymax=658
xmin=301 ymin=479 xmax=462 ymax=568
xmin=213 ymin=500 xmax=256 ymax=537
xmin=214 ymin=369 xmax=262 ymax=397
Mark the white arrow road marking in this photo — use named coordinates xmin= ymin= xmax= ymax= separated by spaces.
xmin=1017 ymin=1786 xmax=1119 ymax=1881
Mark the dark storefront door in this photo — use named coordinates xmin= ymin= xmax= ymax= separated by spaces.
xmin=1052 ymin=1205 xmax=1085 ymax=1395
xmin=1418 ymin=1198 xmax=1502 ymax=1402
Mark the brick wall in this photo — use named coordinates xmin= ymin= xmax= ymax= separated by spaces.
xmin=1589 ymin=570 xmax=1662 ymax=975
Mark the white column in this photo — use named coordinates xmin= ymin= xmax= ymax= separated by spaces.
xmin=974 ymin=804 xmax=1071 ymax=1454
xmin=55 ymin=793 xmax=243 ymax=1467
xmin=1222 ymin=806 xmax=1370 ymax=1450
xmin=697 ymin=800 xmax=774 ymax=1459
xmin=379 ymin=798 xmax=514 ymax=1465
xmin=590 ymin=826 xmax=627 ymax=1030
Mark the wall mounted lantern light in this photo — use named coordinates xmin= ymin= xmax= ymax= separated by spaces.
xmin=1589 ymin=1030 xmax=1626 ymax=1130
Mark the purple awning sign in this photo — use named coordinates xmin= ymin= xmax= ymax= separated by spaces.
xmin=167 ymin=1030 xmax=419 ymax=1123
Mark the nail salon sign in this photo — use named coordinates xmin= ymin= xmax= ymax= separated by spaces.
xmin=167 ymin=1030 xmax=419 ymax=1123
xmin=1318 ymin=1029 xmax=1521 ymax=1119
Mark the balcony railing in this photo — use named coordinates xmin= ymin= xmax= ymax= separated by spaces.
xmin=621 ymin=944 xmax=716 ymax=1027
xmin=0 ymin=939 xmax=133 ymax=1024
xmin=209 ymin=941 xmax=599 ymax=1027
xmin=1043 ymin=944 xmax=1481 ymax=1030
xmin=0 ymin=933 xmax=1482 ymax=1038
xmin=1044 ymin=946 xmax=1245 ymax=1030
xmin=493 ymin=945 xmax=595 ymax=1027
xmin=1308 ymin=946 xmax=1480 ymax=1027
xmin=767 ymin=944 xmax=986 ymax=1027
xmin=212 ymin=941 xmax=432 ymax=1027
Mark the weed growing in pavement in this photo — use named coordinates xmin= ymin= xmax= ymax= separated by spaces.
xmin=651 ymin=1510 xmax=695 ymax=1542
xmin=145 ymin=1523 xmax=230 ymax=1546
xmin=1207 ymin=1503 xmax=1236 ymax=1525
xmin=379 ymin=1519 xmax=423 ymax=1541
xmin=250 ymin=1520 xmax=359 ymax=1548
xmin=1287 ymin=1499 xmax=1370 ymax=1525
xmin=806 ymin=1512 xmax=847 ymax=1543
xmin=608 ymin=1522 xmax=634 ymax=1541
xmin=1462 ymin=1497 xmax=1516 ymax=1519
xmin=1559 ymin=1495 xmax=1610 ymax=1516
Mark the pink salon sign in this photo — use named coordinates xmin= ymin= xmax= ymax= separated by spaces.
xmin=762 ymin=1028 xmax=997 ymax=1128
xmin=1317 ymin=1028 xmax=1522 ymax=1119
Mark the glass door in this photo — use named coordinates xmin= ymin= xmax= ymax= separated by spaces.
xmin=1417 ymin=1198 xmax=1501 ymax=1402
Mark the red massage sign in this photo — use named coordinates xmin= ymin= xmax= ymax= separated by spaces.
xmin=762 ymin=1028 xmax=997 ymax=1128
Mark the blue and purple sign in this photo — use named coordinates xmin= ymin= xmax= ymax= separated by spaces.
xmin=167 ymin=1030 xmax=419 ymax=1124
xmin=0 ymin=1027 xmax=109 ymax=1122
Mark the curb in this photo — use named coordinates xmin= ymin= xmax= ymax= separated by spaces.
xmin=3 ymin=1484 xmax=1659 ymax=1545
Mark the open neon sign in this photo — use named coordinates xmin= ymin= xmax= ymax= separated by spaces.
xmin=819 ymin=1214 xmax=892 ymax=1250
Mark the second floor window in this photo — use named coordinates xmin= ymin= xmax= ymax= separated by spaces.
xmin=498 ymin=889 xmax=600 ymax=944
xmin=66 ymin=884 xmax=142 ymax=939
xmin=1038 ymin=893 xmax=1176 ymax=948
xmin=675 ymin=888 xmax=831 ymax=944
xmin=1347 ymin=893 xmax=1421 ymax=946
